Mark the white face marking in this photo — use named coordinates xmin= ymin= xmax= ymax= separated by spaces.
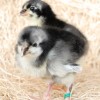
xmin=28 ymin=45 xmax=43 ymax=57
xmin=28 ymin=12 xmax=45 ymax=26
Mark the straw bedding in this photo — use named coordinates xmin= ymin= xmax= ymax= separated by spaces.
xmin=0 ymin=0 xmax=100 ymax=100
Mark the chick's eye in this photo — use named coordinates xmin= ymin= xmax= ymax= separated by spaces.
xmin=30 ymin=6 xmax=37 ymax=11
xmin=30 ymin=6 xmax=34 ymax=10
xmin=32 ymin=43 xmax=37 ymax=47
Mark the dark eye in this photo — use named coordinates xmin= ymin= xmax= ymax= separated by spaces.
xmin=32 ymin=43 xmax=37 ymax=47
xmin=30 ymin=6 xmax=37 ymax=11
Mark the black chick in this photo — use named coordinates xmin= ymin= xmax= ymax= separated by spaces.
xmin=20 ymin=0 xmax=87 ymax=43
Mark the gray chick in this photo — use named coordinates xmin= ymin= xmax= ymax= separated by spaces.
xmin=15 ymin=26 xmax=88 ymax=100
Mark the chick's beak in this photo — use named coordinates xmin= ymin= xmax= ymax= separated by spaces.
xmin=20 ymin=9 xmax=28 ymax=16
xmin=22 ymin=47 xmax=29 ymax=56
xmin=18 ymin=46 xmax=28 ymax=56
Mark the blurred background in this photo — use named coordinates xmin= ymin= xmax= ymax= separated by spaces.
xmin=0 ymin=0 xmax=100 ymax=100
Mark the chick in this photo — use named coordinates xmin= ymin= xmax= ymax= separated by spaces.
xmin=20 ymin=0 xmax=86 ymax=41
xmin=15 ymin=26 xmax=87 ymax=100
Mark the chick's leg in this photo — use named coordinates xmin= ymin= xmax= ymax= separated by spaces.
xmin=64 ymin=84 xmax=73 ymax=100
xmin=29 ymin=81 xmax=54 ymax=100
xmin=63 ymin=73 xmax=75 ymax=100
xmin=43 ymin=81 xmax=54 ymax=100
